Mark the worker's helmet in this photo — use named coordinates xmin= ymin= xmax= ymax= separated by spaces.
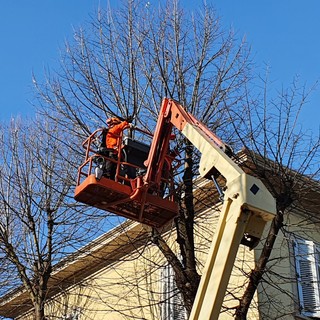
xmin=106 ymin=117 xmax=121 ymax=126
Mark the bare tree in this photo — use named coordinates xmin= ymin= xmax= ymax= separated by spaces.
xmin=31 ymin=0 xmax=317 ymax=319
xmin=228 ymin=76 xmax=320 ymax=319
xmin=0 ymin=117 xmax=107 ymax=319
xmin=32 ymin=0 xmax=252 ymax=317
xmin=18 ymin=0 xmax=320 ymax=318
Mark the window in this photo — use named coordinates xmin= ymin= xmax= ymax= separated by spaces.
xmin=293 ymin=238 xmax=320 ymax=317
xmin=161 ymin=263 xmax=187 ymax=320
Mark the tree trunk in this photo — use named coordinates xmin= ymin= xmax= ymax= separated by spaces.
xmin=176 ymin=142 xmax=200 ymax=315
xmin=34 ymin=300 xmax=46 ymax=320
xmin=235 ymin=211 xmax=283 ymax=319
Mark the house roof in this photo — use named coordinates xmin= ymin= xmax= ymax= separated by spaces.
xmin=0 ymin=221 xmax=151 ymax=318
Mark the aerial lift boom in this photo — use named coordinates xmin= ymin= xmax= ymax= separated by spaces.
xmin=143 ymin=98 xmax=276 ymax=319
xmin=75 ymin=98 xmax=276 ymax=319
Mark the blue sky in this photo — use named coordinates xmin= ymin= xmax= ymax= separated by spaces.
xmin=213 ymin=0 xmax=320 ymax=132
xmin=0 ymin=0 xmax=319 ymax=132
xmin=0 ymin=0 xmax=100 ymax=120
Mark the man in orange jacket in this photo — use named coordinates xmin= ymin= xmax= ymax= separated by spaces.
xmin=105 ymin=117 xmax=130 ymax=149
xmin=103 ymin=117 xmax=131 ymax=180
xmin=95 ymin=116 xmax=133 ymax=180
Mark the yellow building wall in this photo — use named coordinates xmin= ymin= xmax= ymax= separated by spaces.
xmin=15 ymin=208 xmax=319 ymax=320
xmin=40 ymin=206 xmax=259 ymax=320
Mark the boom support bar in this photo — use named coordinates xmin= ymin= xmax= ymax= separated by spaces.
xmin=189 ymin=172 xmax=275 ymax=319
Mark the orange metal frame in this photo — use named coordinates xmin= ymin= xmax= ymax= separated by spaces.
xmin=74 ymin=126 xmax=179 ymax=228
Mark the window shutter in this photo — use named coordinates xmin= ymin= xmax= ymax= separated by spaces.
xmin=61 ymin=307 xmax=81 ymax=320
xmin=161 ymin=264 xmax=187 ymax=320
xmin=293 ymin=238 xmax=320 ymax=317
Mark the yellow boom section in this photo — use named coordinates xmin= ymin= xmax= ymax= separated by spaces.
xmin=180 ymin=119 xmax=276 ymax=320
